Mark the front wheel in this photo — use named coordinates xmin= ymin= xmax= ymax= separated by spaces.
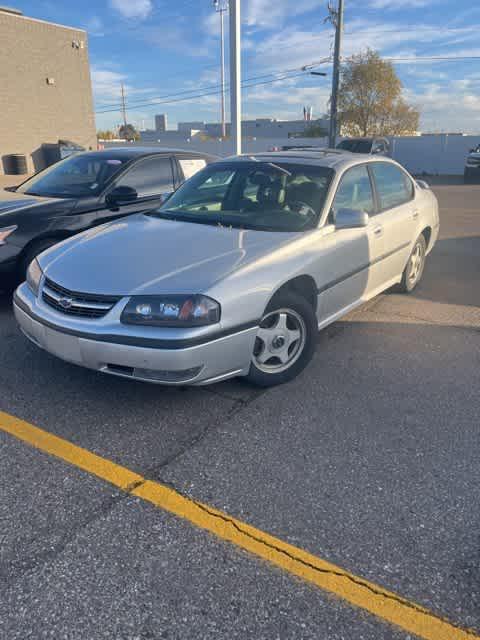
xmin=246 ymin=291 xmax=317 ymax=387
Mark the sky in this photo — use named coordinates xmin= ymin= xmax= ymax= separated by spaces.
xmin=11 ymin=0 xmax=480 ymax=133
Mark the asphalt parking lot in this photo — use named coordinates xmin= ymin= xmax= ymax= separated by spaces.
xmin=0 ymin=179 xmax=479 ymax=639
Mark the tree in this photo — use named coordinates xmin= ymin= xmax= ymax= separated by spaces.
xmin=338 ymin=49 xmax=420 ymax=137
xmin=118 ymin=124 xmax=140 ymax=141
xmin=96 ymin=130 xmax=116 ymax=140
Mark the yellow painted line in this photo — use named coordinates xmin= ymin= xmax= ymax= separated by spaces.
xmin=0 ymin=409 xmax=478 ymax=640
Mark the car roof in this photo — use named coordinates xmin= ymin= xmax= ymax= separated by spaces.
xmin=78 ymin=147 xmax=217 ymax=161
xmin=221 ymin=149 xmax=390 ymax=171
xmin=339 ymin=137 xmax=388 ymax=142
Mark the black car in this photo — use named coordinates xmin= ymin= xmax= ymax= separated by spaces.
xmin=464 ymin=144 xmax=480 ymax=183
xmin=0 ymin=147 xmax=216 ymax=288
xmin=336 ymin=137 xmax=390 ymax=156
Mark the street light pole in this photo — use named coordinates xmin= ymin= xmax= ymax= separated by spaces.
xmin=229 ymin=0 xmax=241 ymax=155
xmin=121 ymin=83 xmax=127 ymax=127
xmin=329 ymin=0 xmax=344 ymax=148
xmin=214 ymin=0 xmax=228 ymax=139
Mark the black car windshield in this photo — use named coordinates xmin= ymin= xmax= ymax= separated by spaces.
xmin=17 ymin=153 xmax=130 ymax=198
xmin=337 ymin=140 xmax=373 ymax=153
xmin=153 ymin=162 xmax=333 ymax=232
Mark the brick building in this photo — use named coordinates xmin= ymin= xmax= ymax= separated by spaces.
xmin=0 ymin=6 xmax=96 ymax=175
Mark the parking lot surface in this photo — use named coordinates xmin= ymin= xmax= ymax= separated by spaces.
xmin=0 ymin=181 xmax=479 ymax=639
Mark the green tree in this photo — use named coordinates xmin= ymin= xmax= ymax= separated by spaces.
xmin=118 ymin=124 xmax=140 ymax=141
xmin=96 ymin=130 xmax=116 ymax=140
xmin=338 ymin=49 xmax=420 ymax=137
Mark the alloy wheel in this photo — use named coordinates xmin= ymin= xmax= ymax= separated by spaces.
xmin=252 ymin=308 xmax=307 ymax=374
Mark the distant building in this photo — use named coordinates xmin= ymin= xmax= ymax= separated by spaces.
xmin=155 ymin=114 xmax=167 ymax=133
xmin=178 ymin=121 xmax=207 ymax=133
xmin=0 ymin=6 xmax=96 ymax=175
xmin=140 ymin=117 xmax=330 ymax=144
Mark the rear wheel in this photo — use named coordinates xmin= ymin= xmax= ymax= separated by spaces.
xmin=397 ymin=234 xmax=426 ymax=293
xmin=246 ymin=291 xmax=317 ymax=387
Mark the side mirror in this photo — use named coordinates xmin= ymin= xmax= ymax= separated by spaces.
xmin=105 ymin=185 xmax=138 ymax=209
xmin=335 ymin=208 xmax=369 ymax=229
xmin=4 ymin=185 xmax=18 ymax=192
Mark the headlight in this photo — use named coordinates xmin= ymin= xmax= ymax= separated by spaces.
xmin=26 ymin=259 xmax=43 ymax=295
xmin=0 ymin=225 xmax=17 ymax=245
xmin=121 ymin=295 xmax=221 ymax=327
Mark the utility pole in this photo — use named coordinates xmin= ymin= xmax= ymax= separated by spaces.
xmin=214 ymin=0 xmax=228 ymax=139
xmin=229 ymin=0 xmax=241 ymax=155
xmin=328 ymin=0 xmax=344 ymax=148
xmin=120 ymin=83 xmax=127 ymax=127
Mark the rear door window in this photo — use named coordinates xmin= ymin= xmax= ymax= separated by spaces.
xmin=371 ymin=162 xmax=414 ymax=210
xmin=115 ymin=156 xmax=174 ymax=196
xmin=178 ymin=158 xmax=207 ymax=180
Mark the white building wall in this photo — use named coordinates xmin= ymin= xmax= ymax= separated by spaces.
xmin=110 ymin=133 xmax=480 ymax=175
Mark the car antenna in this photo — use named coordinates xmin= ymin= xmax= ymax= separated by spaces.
xmin=247 ymin=155 xmax=292 ymax=177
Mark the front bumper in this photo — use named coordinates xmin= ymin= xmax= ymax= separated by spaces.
xmin=0 ymin=243 xmax=21 ymax=282
xmin=464 ymin=165 xmax=480 ymax=180
xmin=14 ymin=283 xmax=258 ymax=385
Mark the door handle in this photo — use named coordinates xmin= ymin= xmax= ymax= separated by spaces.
xmin=373 ymin=225 xmax=383 ymax=237
xmin=412 ymin=209 xmax=419 ymax=219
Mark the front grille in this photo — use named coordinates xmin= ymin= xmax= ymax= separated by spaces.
xmin=42 ymin=278 xmax=121 ymax=319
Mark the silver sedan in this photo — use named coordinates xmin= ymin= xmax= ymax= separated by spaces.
xmin=14 ymin=151 xmax=439 ymax=387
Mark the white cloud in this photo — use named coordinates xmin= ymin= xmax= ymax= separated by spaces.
xmin=85 ymin=16 xmax=104 ymax=37
xmin=408 ymin=83 xmax=480 ymax=132
xmin=245 ymin=0 xmax=323 ymax=29
xmin=109 ymin=0 xmax=153 ymax=20
xmin=367 ymin=0 xmax=432 ymax=7
xmin=91 ymin=68 xmax=127 ymax=102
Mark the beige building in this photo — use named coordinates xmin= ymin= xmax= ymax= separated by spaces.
xmin=0 ymin=6 xmax=96 ymax=175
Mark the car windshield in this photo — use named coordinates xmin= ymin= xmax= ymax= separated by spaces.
xmin=337 ymin=140 xmax=373 ymax=153
xmin=17 ymin=153 xmax=130 ymax=198
xmin=152 ymin=161 xmax=333 ymax=232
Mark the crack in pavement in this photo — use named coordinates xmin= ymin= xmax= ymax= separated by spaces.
xmin=143 ymin=389 xmax=268 ymax=481
xmin=189 ymin=499 xmax=480 ymax=639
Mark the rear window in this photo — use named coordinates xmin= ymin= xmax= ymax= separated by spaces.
xmin=371 ymin=162 xmax=414 ymax=210
xmin=337 ymin=140 xmax=373 ymax=154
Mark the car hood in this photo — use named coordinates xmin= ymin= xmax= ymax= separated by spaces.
xmin=0 ymin=193 xmax=73 ymax=223
xmin=40 ymin=213 xmax=300 ymax=295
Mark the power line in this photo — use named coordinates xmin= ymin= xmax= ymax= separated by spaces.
xmin=96 ymin=71 xmax=313 ymax=117
xmin=343 ymin=25 xmax=480 ymax=35
xmin=95 ymin=60 xmax=330 ymax=114
xmin=95 ymin=57 xmax=332 ymax=112
xmin=385 ymin=55 xmax=480 ymax=61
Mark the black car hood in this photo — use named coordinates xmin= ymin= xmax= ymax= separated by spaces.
xmin=0 ymin=197 xmax=45 ymax=214
xmin=0 ymin=193 xmax=77 ymax=222
xmin=0 ymin=191 xmax=55 ymax=214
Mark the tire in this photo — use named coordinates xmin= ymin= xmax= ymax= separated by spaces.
xmin=246 ymin=290 xmax=317 ymax=387
xmin=19 ymin=238 xmax=59 ymax=280
xmin=396 ymin=234 xmax=427 ymax=293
